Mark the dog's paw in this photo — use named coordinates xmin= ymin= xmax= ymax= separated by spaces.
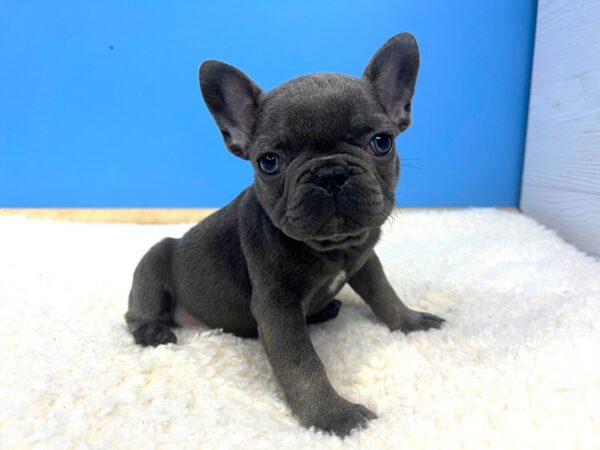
xmin=394 ymin=309 xmax=445 ymax=334
xmin=307 ymin=299 xmax=342 ymax=325
xmin=132 ymin=323 xmax=177 ymax=347
xmin=304 ymin=400 xmax=376 ymax=437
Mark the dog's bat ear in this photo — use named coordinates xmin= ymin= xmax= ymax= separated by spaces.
xmin=199 ymin=61 xmax=262 ymax=159
xmin=363 ymin=33 xmax=419 ymax=132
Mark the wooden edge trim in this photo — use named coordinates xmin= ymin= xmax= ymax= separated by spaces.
xmin=0 ymin=207 xmax=519 ymax=224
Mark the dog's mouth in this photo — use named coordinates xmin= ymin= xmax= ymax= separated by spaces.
xmin=275 ymin=164 xmax=391 ymax=250
xmin=304 ymin=229 xmax=370 ymax=251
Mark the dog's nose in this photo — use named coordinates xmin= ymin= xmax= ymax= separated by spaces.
xmin=313 ymin=164 xmax=349 ymax=193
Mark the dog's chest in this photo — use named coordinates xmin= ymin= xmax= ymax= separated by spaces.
xmin=326 ymin=270 xmax=347 ymax=296
xmin=303 ymin=270 xmax=348 ymax=317
xmin=302 ymin=270 xmax=348 ymax=316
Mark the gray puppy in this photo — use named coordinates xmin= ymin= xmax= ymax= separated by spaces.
xmin=125 ymin=33 xmax=444 ymax=437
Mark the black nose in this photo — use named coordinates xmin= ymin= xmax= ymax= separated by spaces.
xmin=313 ymin=164 xmax=349 ymax=193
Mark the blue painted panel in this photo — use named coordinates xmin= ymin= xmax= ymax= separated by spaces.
xmin=0 ymin=1 xmax=537 ymax=207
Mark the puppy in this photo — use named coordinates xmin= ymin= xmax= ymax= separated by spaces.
xmin=125 ymin=33 xmax=444 ymax=437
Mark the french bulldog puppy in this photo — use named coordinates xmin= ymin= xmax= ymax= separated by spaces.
xmin=125 ymin=33 xmax=445 ymax=437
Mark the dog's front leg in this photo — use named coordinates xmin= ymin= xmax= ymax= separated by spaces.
xmin=349 ymin=251 xmax=445 ymax=333
xmin=250 ymin=296 xmax=375 ymax=436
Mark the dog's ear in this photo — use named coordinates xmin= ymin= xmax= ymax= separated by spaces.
xmin=199 ymin=61 xmax=262 ymax=159
xmin=363 ymin=33 xmax=420 ymax=131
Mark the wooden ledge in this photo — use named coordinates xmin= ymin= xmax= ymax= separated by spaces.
xmin=0 ymin=208 xmax=217 ymax=224
xmin=0 ymin=207 xmax=519 ymax=224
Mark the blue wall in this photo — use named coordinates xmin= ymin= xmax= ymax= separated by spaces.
xmin=0 ymin=1 xmax=537 ymax=207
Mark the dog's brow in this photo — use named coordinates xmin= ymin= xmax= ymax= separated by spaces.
xmin=346 ymin=126 xmax=375 ymax=141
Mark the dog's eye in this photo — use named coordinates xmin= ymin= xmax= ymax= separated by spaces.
xmin=370 ymin=134 xmax=394 ymax=156
xmin=258 ymin=153 xmax=281 ymax=175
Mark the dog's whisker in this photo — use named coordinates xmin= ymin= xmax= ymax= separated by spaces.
xmin=400 ymin=163 xmax=426 ymax=170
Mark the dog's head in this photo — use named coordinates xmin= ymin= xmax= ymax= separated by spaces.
xmin=200 ymin=33 xmax=419 ymax=251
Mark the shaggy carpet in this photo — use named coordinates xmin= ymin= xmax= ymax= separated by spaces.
xmin=0 ymin=210 xmax=599 ymax=449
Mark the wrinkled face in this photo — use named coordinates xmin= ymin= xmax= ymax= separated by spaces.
xmin=249 ymin=74 xmax=400 ymax=250
xmin=199 ymin=33 xmax=419 ymax=251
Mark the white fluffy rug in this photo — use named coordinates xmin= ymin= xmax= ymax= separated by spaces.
xmin=1 ymin=209 xmax=599 ymax=449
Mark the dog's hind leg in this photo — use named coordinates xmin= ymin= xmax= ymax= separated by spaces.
xmin=307 ymin=299 xmax=342 ymax=325
xmin=125 ymin=238 xmax=178 ymax=347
